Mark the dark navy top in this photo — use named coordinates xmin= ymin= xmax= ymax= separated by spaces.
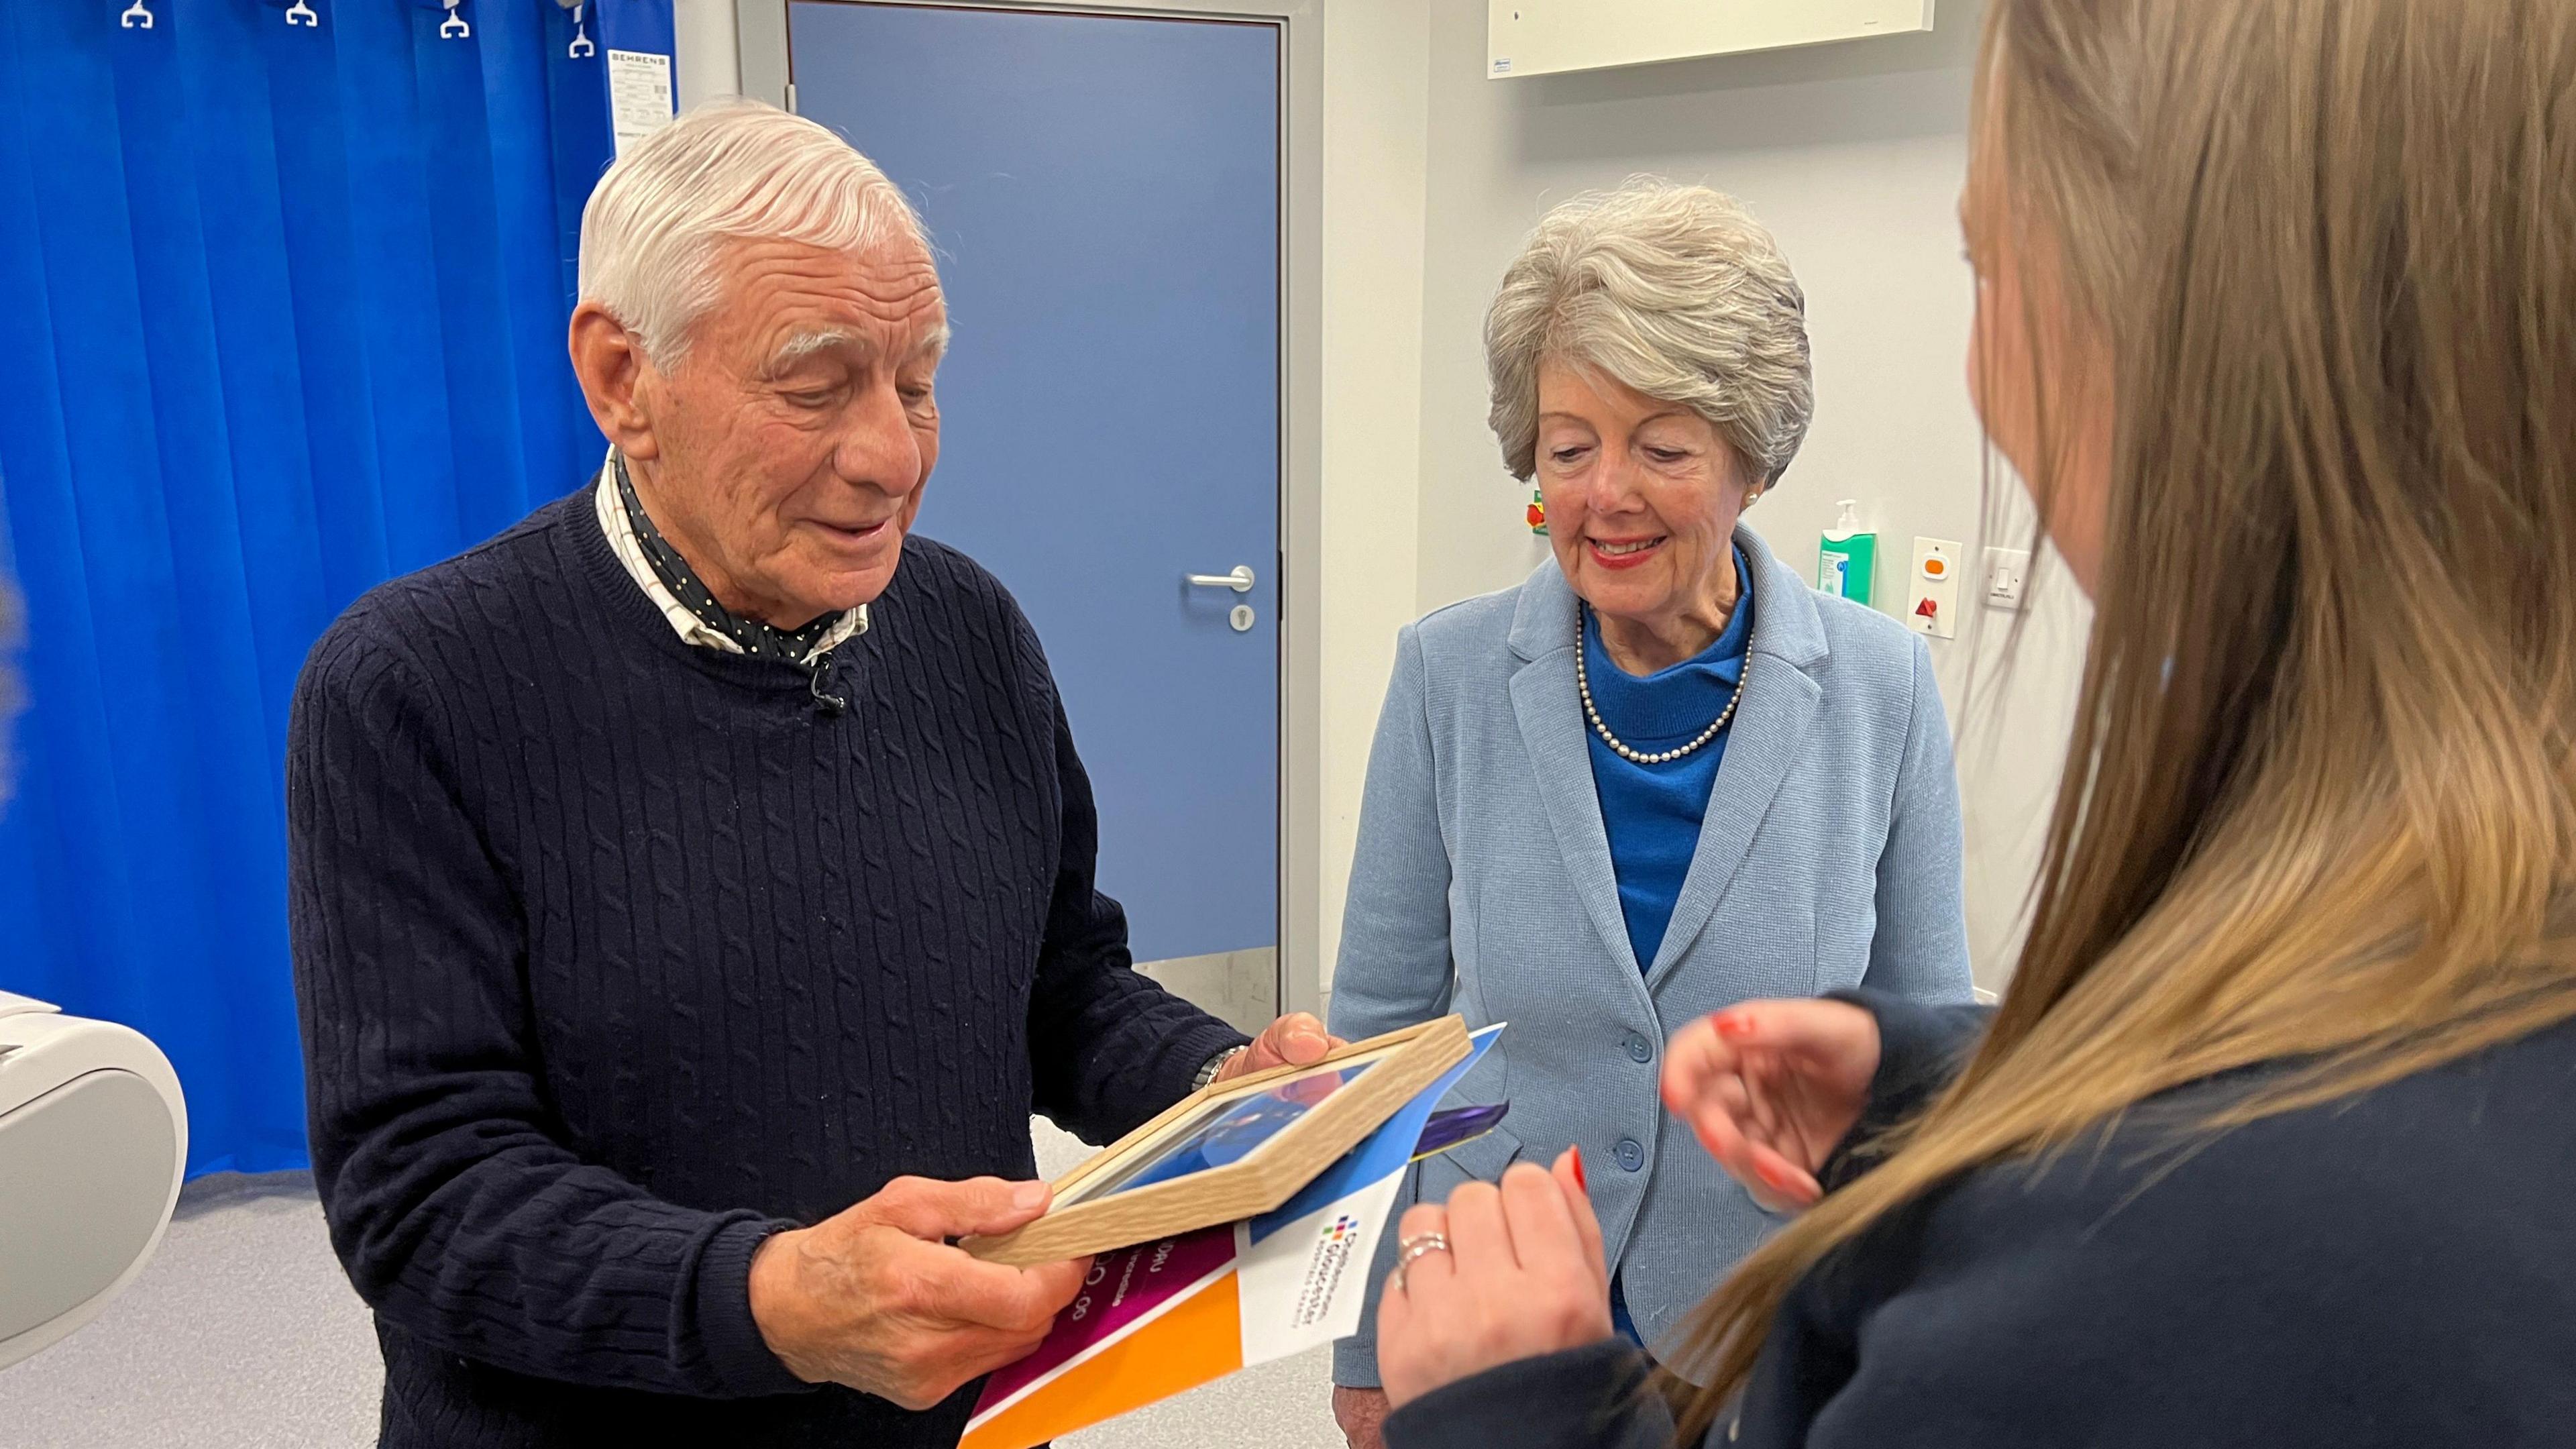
xmin=1386 ymin=991 xmax=2576 ymax=1449
xmin=287 ymin=488 xmax=1244 ymax=1447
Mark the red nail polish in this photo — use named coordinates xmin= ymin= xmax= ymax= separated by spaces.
xmin=1571 ymin=1147 xmax=1589 ymax=1194
xmin=1714 ymin=1012 xmax=1752 ymax=1040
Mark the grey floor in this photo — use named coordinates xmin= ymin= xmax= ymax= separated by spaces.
xmin=0 ymin=1120 xmax=1347 ymax=1449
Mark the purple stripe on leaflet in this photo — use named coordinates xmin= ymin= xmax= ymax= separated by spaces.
xmin=1412 ymin=1103 xmax=1511 ymax=1161
xmin=976 ymin=1222 xmax=1241 ymax=1405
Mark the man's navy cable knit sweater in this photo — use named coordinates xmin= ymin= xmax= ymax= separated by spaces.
xmin=286 ymin=488 xmax=1243 ymax=1446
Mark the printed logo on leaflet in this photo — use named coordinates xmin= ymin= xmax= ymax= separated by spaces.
xmin=1291 ymin=1216 xmax=1365 ymax=1328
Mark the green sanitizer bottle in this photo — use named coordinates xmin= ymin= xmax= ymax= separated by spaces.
xmin=1818 ymin=499 xmax=1876 ymax=605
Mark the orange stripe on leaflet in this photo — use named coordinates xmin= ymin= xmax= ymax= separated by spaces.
xmin=958 ymin=1273 xmax=1245 ymax=1449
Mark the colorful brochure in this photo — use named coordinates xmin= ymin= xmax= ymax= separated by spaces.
xmin=958 ymin=1024 xmax=1505 ymax=1449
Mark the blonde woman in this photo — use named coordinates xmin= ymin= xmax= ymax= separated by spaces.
xmin=1366 ymin=1 xmax=2576 ymax=1445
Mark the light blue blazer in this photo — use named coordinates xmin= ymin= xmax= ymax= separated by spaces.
xmin=1329 ymin=523 xmax=1974 ymax=1386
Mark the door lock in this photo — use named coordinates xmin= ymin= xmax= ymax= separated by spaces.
xmin=1188 ymin=566 xmax=1256 ymax=631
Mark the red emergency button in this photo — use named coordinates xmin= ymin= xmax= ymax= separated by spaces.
xmin=1915 ymin=598 xmax=1940 ymax=619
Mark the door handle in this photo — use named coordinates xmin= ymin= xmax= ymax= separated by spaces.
xmin=1185 ymin=565 xmax=1256 ymax=594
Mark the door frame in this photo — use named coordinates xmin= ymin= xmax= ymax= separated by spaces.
xmin=737 ymin=0 xmax=1327 ymax=1020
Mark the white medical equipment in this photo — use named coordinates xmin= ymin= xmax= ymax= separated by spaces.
xmin=0 ymin=990 xmax=186 ymax=1371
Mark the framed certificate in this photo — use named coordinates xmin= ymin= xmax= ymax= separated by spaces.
xmin=963 ymin=1016 xmax=1473 ymax=1265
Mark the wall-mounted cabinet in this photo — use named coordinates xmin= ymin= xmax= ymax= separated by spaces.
xmin=1488 ymin=0 xmax=1936 ymax=80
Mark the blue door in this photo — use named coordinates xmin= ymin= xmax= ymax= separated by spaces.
xmin=786 ymin=3 xmax=1281 ymax=968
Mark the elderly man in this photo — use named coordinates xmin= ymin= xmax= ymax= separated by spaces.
xmin=286 ymin=99 xmax=1330 ymax=1447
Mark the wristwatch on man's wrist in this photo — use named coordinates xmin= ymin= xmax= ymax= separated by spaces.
xmin=1192 ymin=1046 xmax=1246 ymax=1092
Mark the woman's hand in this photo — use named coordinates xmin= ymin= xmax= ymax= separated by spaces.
xmin=1377 ymin=1150 xmax=1612 ymax=1407
xmin=1661 ymin=999 xmax=1881 ymax=1212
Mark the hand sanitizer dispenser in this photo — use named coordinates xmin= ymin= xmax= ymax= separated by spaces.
xmin=1819 ymin=500 xmax=1876 ymax=606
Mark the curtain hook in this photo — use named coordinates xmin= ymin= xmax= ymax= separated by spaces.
xmin=439 ymin=0 xmax=471 ymax=40
xmin=286 ymin=0 xmax=319 ymax=26
xmin=119 ymin=0 xmax=154 ymax=29
xmin=568 ymin=1 xmax=594 ymax=58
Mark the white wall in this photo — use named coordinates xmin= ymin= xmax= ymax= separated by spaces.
xmin=1316 ymin=1 xmax=1434 ymax=988
xmin=1402 ymin=0 xmax=2086 ymax=986
xmin=673 ymin=0 xmax=743 ymax=109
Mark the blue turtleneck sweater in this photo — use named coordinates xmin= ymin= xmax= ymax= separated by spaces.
xmin=1581 ymin=547 xmax=1756 ymax=973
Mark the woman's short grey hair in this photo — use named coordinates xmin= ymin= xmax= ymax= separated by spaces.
xmin=1486 ymin=180 xmax=1813 ymax=485
xmin=578 ymin=98 xmax=928 ymax=368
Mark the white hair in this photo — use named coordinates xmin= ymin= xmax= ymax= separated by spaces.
xmin=1485 ymin=180 xmax=1813 ymax=485
xmin=577 ymin=97 xmax=930 ymax=368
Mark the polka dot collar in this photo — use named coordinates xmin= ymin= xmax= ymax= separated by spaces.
xmin=612 ymin=452 xmax=841 ymax=666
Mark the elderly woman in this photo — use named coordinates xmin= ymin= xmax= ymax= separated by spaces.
xmin=1328 ymin=180 xmax=1972 ymax=1448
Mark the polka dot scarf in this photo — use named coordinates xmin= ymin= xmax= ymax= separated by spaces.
xmin=612 ymin=452 xmax=841 ymax=665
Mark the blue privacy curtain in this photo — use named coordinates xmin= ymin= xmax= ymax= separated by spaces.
xmin=0 ymin=0 xmax=625 ymax=1176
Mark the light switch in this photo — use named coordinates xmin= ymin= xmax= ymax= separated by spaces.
xmin=1907 ymin=537 xmax=1960 ymax=639
xmin=1982 ymin=547 xmax=2030 ymax=610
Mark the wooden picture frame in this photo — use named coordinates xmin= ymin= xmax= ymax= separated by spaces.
xmin=963 ymin=1016 xmax=1472 ymax=1265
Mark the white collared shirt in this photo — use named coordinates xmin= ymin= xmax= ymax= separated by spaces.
xmin=593 ymin=451 xmax=867 ymax=667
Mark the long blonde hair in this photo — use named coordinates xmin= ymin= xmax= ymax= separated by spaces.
xmin=1671 ymin=0 xmax=2576 ymax=1434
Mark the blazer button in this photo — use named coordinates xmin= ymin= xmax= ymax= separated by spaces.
xmin=1623 ymin=1031 xmax=1653 ymax=1063
xmin=1616 ymin=1137 xmax=1645 ymax=1171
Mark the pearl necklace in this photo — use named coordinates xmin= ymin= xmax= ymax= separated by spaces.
xmin=1575 ymin=604 xmax=1748 ymax=765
